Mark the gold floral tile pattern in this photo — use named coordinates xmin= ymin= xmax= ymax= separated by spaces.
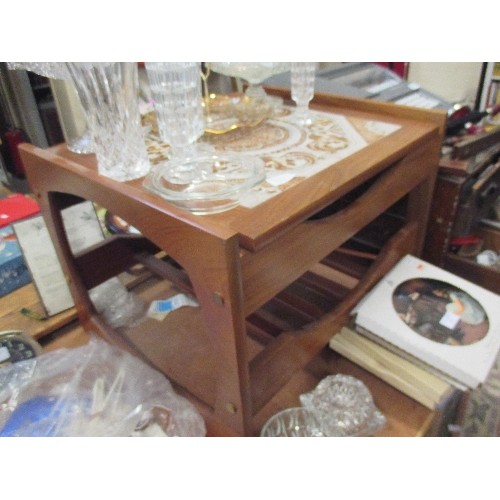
xmin=143 ymin=106 xmax=400 ymax=209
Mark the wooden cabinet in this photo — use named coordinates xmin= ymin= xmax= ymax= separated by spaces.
xmin=19 ymin=90 xmax=445 ymax=436
xmin=423 ymin=136 xmax=500 ymax=294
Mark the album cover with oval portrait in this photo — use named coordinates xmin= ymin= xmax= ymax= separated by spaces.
xmin=353 ymin=255 xmax=500 ymax=389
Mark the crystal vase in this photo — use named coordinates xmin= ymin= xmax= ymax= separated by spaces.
xmin=7 ymin=62 xmax=93 ymax=154
xmin=61 ymin=81 xmax=94 ymax=155
xmin=65 ymin=129 xmax=93 ymax=154
xmin=65 ymin=62 xmax=151 ymax=182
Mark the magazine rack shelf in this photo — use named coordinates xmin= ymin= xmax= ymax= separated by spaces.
xmin=20 ymin=91 xmax=446 ymax=436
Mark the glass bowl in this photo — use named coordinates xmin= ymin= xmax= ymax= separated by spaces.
xmin=209 ymin=63 xmax=290 ymax=110
xmin=260 ymin=407 xmax=325 ymax=437
xmin=203 ymin=93 xmax=273 ymax=134
xmin=210 ymin=62 xmax=290 ymax=85
xmin=299 ymin=374 xmax=386 ymax=437
xmin=143 ymin=153 xmax=266 ymax=214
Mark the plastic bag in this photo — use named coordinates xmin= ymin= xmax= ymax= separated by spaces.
xmin=89 ymin=277 xmax=146 ymax=329
xmin=0 ymin=336 xmax=206 ymax=437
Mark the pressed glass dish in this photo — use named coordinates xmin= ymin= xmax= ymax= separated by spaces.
xmin=299 ymin=374 xmax=386 ymax=437
xmin=203 ymin=93 xmax=273 ymax=134
xmin=209 ymin=62 xmax=290 ymax=87
xmin=260 ymin=407 xmax=325 ymax=437
xmin=210 ymin=62 xmax=290 ymax=108
xmin=143 ymin=153 xmax=266 ymax=214
xmin=142 ymin=93 xmax=273 ymax=136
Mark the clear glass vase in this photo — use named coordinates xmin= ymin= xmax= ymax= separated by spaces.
xmin=65 ymin=62 xmax=151 ymax=182
xmin=7 ymin=62 xmax=94 ymax=154
xmin=66 ymin=128 xmax=93 ymax=154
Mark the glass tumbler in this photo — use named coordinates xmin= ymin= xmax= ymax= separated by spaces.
xmin=291 ymin=62 xmax=317 ymax=126
xmin=145 ymin=62 xmax=205 ymax=160
xmin=66 ymin=62 xmax=151 ymax=182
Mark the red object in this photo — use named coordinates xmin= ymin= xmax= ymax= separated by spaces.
xmin=2 ymin=128 xmax=30 ymax=178
xmin=374 ymin=62 xmax=408 ymax=79
xmin=0 ymin=194 xmax=41 ymax=228
xmin=450 ymin=235 xmax=481 ymax=246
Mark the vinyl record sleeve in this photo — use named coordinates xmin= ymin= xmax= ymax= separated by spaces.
xmin=353 ymin=254 xmax=500 ymax=388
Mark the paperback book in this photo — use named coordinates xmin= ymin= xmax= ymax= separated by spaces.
xmin=352 ymin=254 xmax=500 ymax=389
xmin=329 ymin=326 xmax=456 ymax=409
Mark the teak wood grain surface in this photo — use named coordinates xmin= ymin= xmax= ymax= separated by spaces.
xmin=19 ymin=90 xmax=446 ymax=436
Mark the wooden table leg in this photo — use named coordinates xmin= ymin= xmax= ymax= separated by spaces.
xmin=182 ymin=234 xmax=253 ymax=436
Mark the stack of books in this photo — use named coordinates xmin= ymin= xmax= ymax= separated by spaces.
xmin=330 ymin=254 xmax=500 ymax=410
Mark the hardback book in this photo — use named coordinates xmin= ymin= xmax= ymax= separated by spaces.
xmin=329 ymin=326 xmax=456 ymax=410
xmin=352 ymin=254 xmax=500 ymax=389
xmin=354 ymin=324 xmax=468 ymax=390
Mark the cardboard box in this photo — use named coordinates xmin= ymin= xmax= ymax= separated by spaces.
xmin=0 ymin=225 xmax=31 ymax=298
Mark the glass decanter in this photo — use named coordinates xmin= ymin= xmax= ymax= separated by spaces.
xmin=291 ymin=62 xmax=317 ymax=126
xmin=143 ymin=62 xmax=266 ymax=214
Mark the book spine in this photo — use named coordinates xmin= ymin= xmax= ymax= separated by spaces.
xmin=355 ymin=324 xmax=470 ymax=390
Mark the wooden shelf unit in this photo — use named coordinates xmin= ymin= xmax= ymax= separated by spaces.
xmin=423 ymin=141 xmax=500 ymax=294
xmin=19 ymin=91 xmax=446 ymax=436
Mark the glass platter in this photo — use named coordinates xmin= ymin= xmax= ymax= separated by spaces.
xmin=143 ymin=153 xmax=266 ymax=214
xmin=202 ymin=93 xmax=274 ymax=134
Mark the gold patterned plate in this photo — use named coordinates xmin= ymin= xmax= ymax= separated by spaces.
xmin=202 ymin=93 xmax=274 ymax=135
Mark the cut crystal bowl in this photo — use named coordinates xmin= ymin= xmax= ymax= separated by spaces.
xmin=300 ymin=374 xmax=386 ymax=437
